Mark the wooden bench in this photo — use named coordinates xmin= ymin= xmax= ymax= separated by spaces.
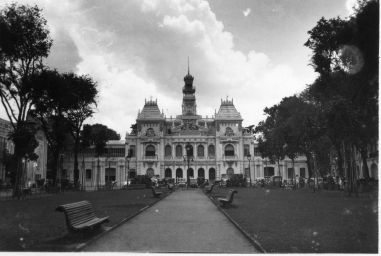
xmin=151 ymin=187 xmax=163 ymax=197
xmin=217 ymin=189 xmax=238 ymax=207
xmin=167 ymin=183 xmax=175 ymax=192
xmin=205 ymin=183 xmax=215 ymax=193
xmin=56 ymin=201 xmax=109 ymax=232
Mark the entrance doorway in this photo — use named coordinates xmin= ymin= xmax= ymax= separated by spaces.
xmin=176 ymin=168 xmax=183 ymax=178
xmin=105 ymin=168 xmax=116 ymax=182
xmin=165 ymin=168 xmax=172 ymax=178
xmin=187 ymin=168 xmax=194 ymax=178
xmin=209 ymin=168 xmax=216 ymax=181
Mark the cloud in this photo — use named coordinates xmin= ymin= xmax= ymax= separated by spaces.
xmin=345 ymin=0 xmax=359 ymax=15
xmin=0 ymin=0 xmax=311 ymax=136
xmin=243 ymin=8 xmax=251 ymax=17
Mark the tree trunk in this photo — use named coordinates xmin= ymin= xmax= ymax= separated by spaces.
xmin=360 ymin=148 xmax=370 ymax=181
xmin=52 ymin=150 xmax=60 ymax=186
xmin=73 ymin=137 xmax=79 ymax=187
xmin=13 ymin=156 xmax=23 ymax=199
xmin=336 ymin=144 xmax=344 ymax=177
xmin=306 ymin=152 xmax=313 ymax=178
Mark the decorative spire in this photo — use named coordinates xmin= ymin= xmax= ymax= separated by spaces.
xmin=188 ymin=56 xmax=190 ymax=75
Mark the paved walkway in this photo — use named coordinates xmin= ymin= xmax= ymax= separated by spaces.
xmin=83 ymin=189 xmax=258 ymax=253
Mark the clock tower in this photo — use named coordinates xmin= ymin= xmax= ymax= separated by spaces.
xmin=182 ymin=64 xmax=197 ymax=116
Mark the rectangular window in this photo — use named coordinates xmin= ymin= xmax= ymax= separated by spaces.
xmin=129 ymin=145 xmax=136 ymax=157
xmin=244 ymin=168 xmax=250 ymax=178
xmin=288 ymin=168 xmax=294 ymax=179
xmin=244 ymin=144 xmax=250 ymax=157
xmin=35 ymin=174 xmax=41 ymax=180
xmin=300 ymin=168 xmax=306 ymax=178
xmin=86 ymin=169 xmax=92 ymax=179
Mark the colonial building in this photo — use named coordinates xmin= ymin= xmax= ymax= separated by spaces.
xmin=0 ymin=117 xmax=48 ymax=186
xmin=63 ymin=70 xmax=310 ymax=188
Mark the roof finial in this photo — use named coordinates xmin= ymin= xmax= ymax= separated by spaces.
xmin=187 ymin=56 xmax=190 ymax=75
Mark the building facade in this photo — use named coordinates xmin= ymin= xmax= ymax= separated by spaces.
xmin=63 ymin=71 xmax=310 ymax=188
xmin=0 ymin=117 xmax=48 ymax=186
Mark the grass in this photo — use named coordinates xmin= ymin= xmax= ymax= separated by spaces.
xmin=210 ymin=186 xmax=378 ymax=253
xmin=0 ymin=188 xmax=168 ymax=251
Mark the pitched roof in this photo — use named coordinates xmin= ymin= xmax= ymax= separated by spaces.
xmin=215 ymin=98 xmax=242 ymax=120
xmin=137 ymin=99 xmax=164 ymax=120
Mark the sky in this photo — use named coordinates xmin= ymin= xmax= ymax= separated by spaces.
xmin=0 ymin=0 xmax=356 ymax=137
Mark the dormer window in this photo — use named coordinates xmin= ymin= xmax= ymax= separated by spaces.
xmin=225 ymin=127 xmax=234 ymax=136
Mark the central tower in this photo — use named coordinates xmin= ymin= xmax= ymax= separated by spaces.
xmin=182 ymin=65 xmax=197 ymax=116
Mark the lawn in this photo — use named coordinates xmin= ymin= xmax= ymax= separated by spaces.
xmin=210 ymin=187 xmax=378 ymax=253
xmin=0 ymin=188 xmax=168 ymax=251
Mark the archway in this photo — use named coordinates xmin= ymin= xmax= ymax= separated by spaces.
xmin=371 ymin=163 xmax=378 ymax=179
xmin=146 ymin=168 xmax=154 ymax=178
xmin=225 ymin=144 xmax=234 ymax=156
xmin=176 ymin=168 xmax=183 ymax=178
xmin=187 ymin=168 xmax=194 ymax=178
xmin=209 ymin=168 xmax=216 ymax=181
xmin=227 ymin=168 xmax=234 ymax=178
xmin=165 ymin=168 xmax=172 ymax=178
xmin=198 ymin=168 xmax=205 ymax=178
xmin=185 ymin=144 xmax=193 ymax=157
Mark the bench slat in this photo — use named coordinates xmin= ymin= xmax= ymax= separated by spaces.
xmin=56 ymin=200 xmax=109 ymax=232
xmin=73 ymin=217 xmax=109 ymax=229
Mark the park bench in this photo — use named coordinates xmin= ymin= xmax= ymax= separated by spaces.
xmin=167 ymin=183 xmax=175 ymax=192
xmin=217 ymin=189 xmax=238 ymax=207
xmin=151 ymin=186 xmax=163 ymax=197
xmin=56 ymin=200 xmax=109 ymax=233
xmin=205 ymin=183 xmax=215 ymax=193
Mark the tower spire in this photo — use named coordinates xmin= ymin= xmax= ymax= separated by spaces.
xmin=187 ymin=56 xmax=190 ymax=75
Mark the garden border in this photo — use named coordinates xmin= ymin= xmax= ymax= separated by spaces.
xmin=205 ymin=191 xmax=267 ymax=253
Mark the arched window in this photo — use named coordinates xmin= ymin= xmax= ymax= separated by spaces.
xmin=198 ymin=168 xmax=205 ymax=178
xmin=225 ymin=127 xmax=234 ymax=136
xmin=145 ymin=145 xmax=155 ymax=156
xmin=208 ymin=145 xmax=215 ymax=157
xmin=209 ymin=168 xmax=216 ymax=180
xmin=146 ymin=128 xmax=155 ymax=136
xmin=227 ymin=168 xmax=234 ymax=177
xmin=146 ymin=168 xmax=154 ymax=177
xmin=187 ymin=168 xmax=194 ymax=178
xmin=165 ymin=145 xmax=172 ymax=157
xmin=165 ymin=168 xmax=172 ymax=178
xmin=225 ymin=144 xmax=234 ymax=156
xmin=197 ymin=145 xmax=204 ymax=157
xmin=176 ymin=145 xmax=182 ymax=157
xmin=176 ymin=168 xmax=183 ymax=178
xmin=185 ymin=144 xmax=193 ymax=157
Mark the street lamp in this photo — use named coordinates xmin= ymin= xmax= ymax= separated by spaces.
xmin=125 ymin=152 xmax=131 ymax=187
xmin=247 ymin=154 xmax=252 ymax=186
xmin=183 ymin=143 xmax=193 ymax=188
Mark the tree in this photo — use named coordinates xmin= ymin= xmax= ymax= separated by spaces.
xmin=65 ymin=73 xmax=98 ymax=187
xmin=28 ymin=70 xmax=72 ymax=184
xmin=0 ymin=3 xmax=52 ymax=194
xmin=305 ymin=0 xmax=378 ymax=193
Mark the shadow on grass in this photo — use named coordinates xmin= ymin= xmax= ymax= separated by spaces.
xmin=32 ymin=227 xmax=107 ymax=251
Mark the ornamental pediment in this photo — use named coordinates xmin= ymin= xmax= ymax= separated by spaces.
xmin=140 ymin=138 xmax=160 ymax=143
xmin=220 ymin=137 xmax=240 ymax=143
